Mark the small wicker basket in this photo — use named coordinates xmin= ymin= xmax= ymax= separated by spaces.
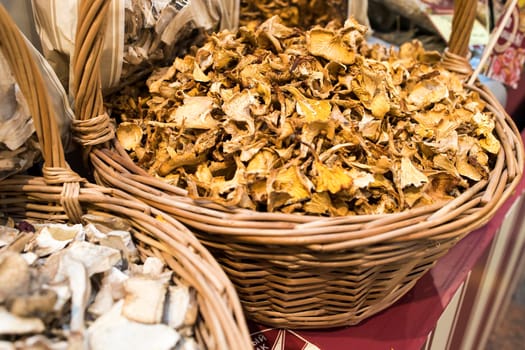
xmin=71 ymin=0 xmax=524 ymax=328
xmin=0 ymin=5 xmax=251 ymax=348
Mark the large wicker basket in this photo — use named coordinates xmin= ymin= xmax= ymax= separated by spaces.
xmin=71 ymin=0 xmax=524 ymax=328
xmin=0 ymin=5 xmax=251 ymax=349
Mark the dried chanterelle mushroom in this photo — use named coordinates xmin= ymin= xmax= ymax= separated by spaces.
xmin=111 ymin=16 xmax=501 ymax=216
xmin=0 ymin=220 xmax=200 ymax=350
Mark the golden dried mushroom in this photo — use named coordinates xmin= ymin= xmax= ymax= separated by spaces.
xmin=112 ymin=16 xmax=500 ymax=216
xmin=239 ymin=0 xmax=348 ymax=29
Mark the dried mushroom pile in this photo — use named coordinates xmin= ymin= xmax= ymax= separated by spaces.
xmin=112 ymin=16 xmax=501 ymax=216
xmin=0 ymin=219 xmax=199 ymax=350
xmin=239 ymin=0 xmax=348 ymax=29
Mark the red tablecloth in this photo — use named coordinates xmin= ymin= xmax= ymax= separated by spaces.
xmin=250 ymin=136 xmax=525 ymax=350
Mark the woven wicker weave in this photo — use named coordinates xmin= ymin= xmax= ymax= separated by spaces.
xmin=0 ymin=5 xmax=251 ymax=348
xmin=72 ymin=0 xmax=524 ymax=328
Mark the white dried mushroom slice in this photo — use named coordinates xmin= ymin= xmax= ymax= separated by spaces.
xmin=87 ymin=300 xmax=180 ymax=350
xmin=122 ymin=276 xmax=168 ymax=324
xmin=0 ymin=307 xmax=45 ymax=335
xmin=0 ymin=252 xmax=30 ymax=303
xmin=28 ymin=224 xmax=83 ymax=257
xmin=0 ymin=226 xmax=19 ymax=247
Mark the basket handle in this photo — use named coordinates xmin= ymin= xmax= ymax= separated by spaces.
xmin=0 ymin=5 xmax=66 ymax=170
xmin=447 ymin=0 xmax=519 ymax=83
xmin=449 ymin=0 xmax=478 ymax=58
xmin=439 ymin=0 xmax=477 ymax=78
xmin=71 ymin=0 xmax=114 ymax=153
xmin=0 ymin=4 xmax=84 ymax=222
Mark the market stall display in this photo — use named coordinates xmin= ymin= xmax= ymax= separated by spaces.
xmin=0 ymin=5 xmax=251 ymax=349
xmin=71 ymin=0 xmax=522 ymax=329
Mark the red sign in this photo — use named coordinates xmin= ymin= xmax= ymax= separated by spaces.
xmin=251 ymin=328 xmax=321 ymax=350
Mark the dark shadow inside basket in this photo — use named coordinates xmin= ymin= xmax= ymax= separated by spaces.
xmin=71 ymin=0 xmax=524 ymax=329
